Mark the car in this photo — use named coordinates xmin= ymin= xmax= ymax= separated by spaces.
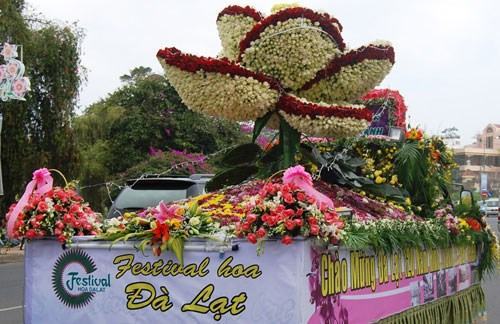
xmin=107 ymin=174 xmax=213 ymax=218
xmin=483 ymin=198 xmax=499 ymax=218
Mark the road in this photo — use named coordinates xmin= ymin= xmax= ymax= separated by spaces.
xmin=0 ymin=262 xmax=23 ymax=324
xmin=0 ymin=218 xmax=498 ymax=323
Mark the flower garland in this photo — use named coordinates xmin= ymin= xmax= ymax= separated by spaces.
xmin=238 ymin=7 xmax=345 ymax=59
xmin=298 ymin=44 xmax=395 ymax=102
xmin=217 ymin=6 xmax=263 ymax=61
xmin=361 ymin=89 xmax=407 ymax=128
xmin=216 ymin=5 xmax=263 ymax=21
xmin=157 ymin=47 xmax=281 ymax=121
xmin=277 ymin=94 xmax=372 ymax=120
xmin=277 ymin=95 xmax=371 ymax=137
xmin=239 ymin=16 xmax=342 ymax=90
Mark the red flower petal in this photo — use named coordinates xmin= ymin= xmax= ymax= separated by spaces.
xmin=157 ymin=47 xmax=282 ymax=91
xmin=277 ymin=94 xmax=372 ymax=121
xmin=217 ymin=5 xmax=263 ymax=22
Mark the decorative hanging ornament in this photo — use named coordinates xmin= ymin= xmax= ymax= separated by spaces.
xmin=0 ymin=42 xmax=30 ymax=101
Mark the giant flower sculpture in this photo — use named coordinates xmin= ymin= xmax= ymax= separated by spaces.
xmin=157 ymin=4 xmax=395 ymax=138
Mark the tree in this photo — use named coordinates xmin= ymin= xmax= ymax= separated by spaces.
xmin=0 ymin=0 xmax=84 ymax=215
xmin=74 ymin=68 xmax=246 ymax=211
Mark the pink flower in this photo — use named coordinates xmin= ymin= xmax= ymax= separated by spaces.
xmin=155 ymin=201 xmax=183 ymax=222
xmin=0 ymin=65 xmax=6 ymax=81
xmin=6 ymin=61 xmax=19 ymax=78
xmin=12 ymin=78 xmax=29 ymax=97
xmin=281 ymin=235 xmax=293 ymax=245
xmin=1 ymin=43 xmax=17 ymax=59
xmin=310 ymin=224 xmax=320 ymax=236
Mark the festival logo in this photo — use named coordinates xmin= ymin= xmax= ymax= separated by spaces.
xmin=51 ymin=249 xmax=111 ymax=308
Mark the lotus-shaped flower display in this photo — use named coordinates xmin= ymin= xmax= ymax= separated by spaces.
xmin=157 ymin=4 xmax=395 ymax=138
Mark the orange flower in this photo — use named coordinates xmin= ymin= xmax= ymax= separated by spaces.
xmin=465 ymin=218 xmax=481 ymax=232
xmin=405 ymin=128 xmax=423 ymax=141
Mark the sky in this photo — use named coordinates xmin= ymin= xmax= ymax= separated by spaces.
xmin=27 ymin=0 xmax=500 ymax=145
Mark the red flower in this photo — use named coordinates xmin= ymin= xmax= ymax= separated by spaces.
xmin=466 ymin=218 xmax=481 ymax=232
xmin=25 ymin=229 xmax=37 ymax=239
xmin=37 ymin=201 xmax=49 ymax=213
xmin=247 ymin=233 xmax=258 ymax=244
xmin=256 ymin=227 xmax=267 ymax=239
xmin=296 ymin=192 xmax=306 ymax=202
xmin=246 ymin=214 xmax=257 ymax=224
xmin=152 ymin=221 xmax=170 ymax=243
xmin=310 ymin=224 xmax=320 ymax=236
xmin=281 ymin=235 xmax=293 ymax=245
xmin=285 ymin=219 xmax=296 ymax=231
xmin=294 ymin=218 xmax=303 ymax=227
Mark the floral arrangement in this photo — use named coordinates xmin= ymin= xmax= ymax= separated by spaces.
xmin=5 ymin=169 xmax=102 ymax=245
xmin=101 ymin=201 xmax=220 ymax=262
xmin=157 ymin=4 xmax=396 ymax=138
xmin=360 ymin=89 xmax=407 ymax=135
xmin=236 ymin=181 xmax=345 ymax=249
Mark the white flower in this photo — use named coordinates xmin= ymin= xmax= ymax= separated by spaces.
xmin=241 ymin=17 xmax=342 ymax=90
xmin=217 ymin=14 xmax=258 ymax=61
xmin=160 ymin=63 xmax=279 ymax=121
xmin=189 ymin=217 xmax=201 ymax=226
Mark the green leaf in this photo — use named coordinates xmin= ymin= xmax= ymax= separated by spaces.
xmin=205 ymin=165 xmax=258 ymax=191
xmin=279 ymin=118 xmax=301 ymax=168
xmin=170 ymin=237 xmax=185 ymax=266
xmin=252 ymin=111 xmax=274 ymax=142
xmin=221 ymin=143 xmax=262 ymax=167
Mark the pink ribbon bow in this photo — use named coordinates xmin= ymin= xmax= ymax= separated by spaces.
xmin=7 ymin=168 xmax=53 ymax=238
xmin=282 ymin=165 xmax=334 ymax=209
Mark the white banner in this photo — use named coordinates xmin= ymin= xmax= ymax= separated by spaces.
xmin=24 ymin=239 xmax=313 ymax=324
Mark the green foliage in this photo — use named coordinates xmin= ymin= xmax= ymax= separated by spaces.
xmin=74 ymin=68 xmax=244 ymax=212
xmin=1 ymin=0 xmax=83 ymax=215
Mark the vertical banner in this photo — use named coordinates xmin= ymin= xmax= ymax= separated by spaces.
xmin=480 ymin=173 xmax=488 ymax=193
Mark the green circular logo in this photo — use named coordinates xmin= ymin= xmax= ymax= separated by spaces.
xmin=51 ymin=249 xmax=97 ymax=308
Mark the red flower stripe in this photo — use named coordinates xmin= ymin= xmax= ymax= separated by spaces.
xmin=277 ymin=95 xmax=372 ymax=121
xmin=217 ymin=5 xmax=263 ymax=22
xmin=238 ymin=7 xmax=345 ymax=60
xmin=300 ymin=45 xmax=395 ymax=91
xmin=361 ymin=89 xmax=407 ymax=128
xmin=157 ymin=47 xmax=282 ymax=91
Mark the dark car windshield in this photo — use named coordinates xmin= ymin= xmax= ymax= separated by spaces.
xmin=115 ymin=180 xmax=197 ymax=210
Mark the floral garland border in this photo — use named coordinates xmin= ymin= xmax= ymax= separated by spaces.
xmin=361 ymin=89 xmax=407 ymax=128
xmin=217 ymin=5 xmax=263 ymax=22
xmin=277 ymin=94 xmax=372 ymax=121
xmin=238 ymin=7 xmax=346 ymax=60
xmin=157 ymin=47 xmax=283 ymax=91
xmin=300 ymin=44 xmax=395 ymax=91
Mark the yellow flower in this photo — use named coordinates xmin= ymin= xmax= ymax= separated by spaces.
xmin=405 ymin=197 xmax=412 ymax=205
xmin=375 ymin=176 xmax=386 ymax=184
xmin=374 ymin=170 xmax=382 ymax=177
xmin=390 ymin=175 xmax=398 ymax=185
xmin=169 ymin=218 xmax=182 ymax=229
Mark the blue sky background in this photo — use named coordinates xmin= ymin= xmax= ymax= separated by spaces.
xmin=29 ymin=0 xmax=500 ymax=144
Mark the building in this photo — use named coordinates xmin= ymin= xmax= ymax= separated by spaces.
xmin=453 ymin=124 xmax=500 ymax=195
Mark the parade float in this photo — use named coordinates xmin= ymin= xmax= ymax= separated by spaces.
xmin=5 ymin=4 xmax=498 ymax=324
